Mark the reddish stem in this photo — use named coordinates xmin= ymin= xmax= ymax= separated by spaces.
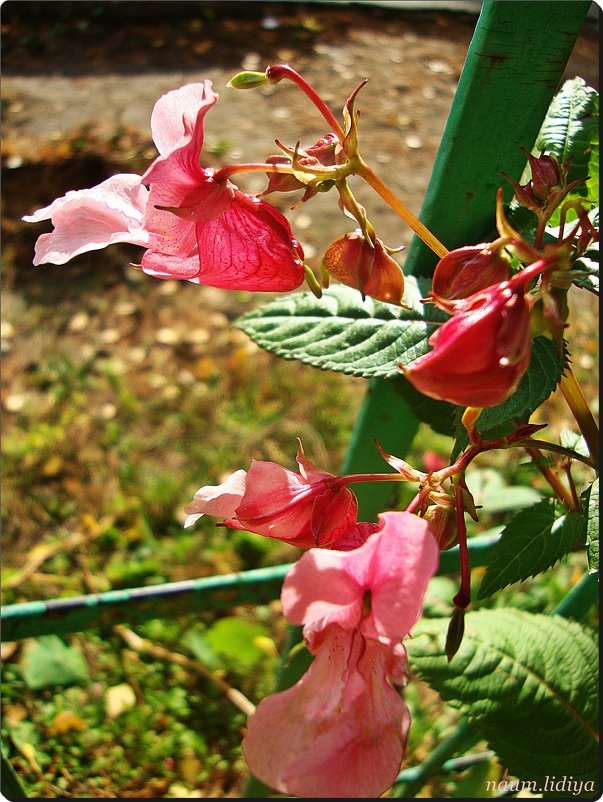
xmin=452 ymin=478 xmax=471 ymax=609
xmin=266 ymin=65 xmax=346 ymax=141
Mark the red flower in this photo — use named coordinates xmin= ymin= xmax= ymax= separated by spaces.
xmin=140 ymin=82 xmax=305 ymax=291
xmin=429 ymin=243 xmax=511 ymax=312
xmin=184 ymin=439 xmax=377 ymax=550
xmin=403 ymin=273 xmax=533 ymax=408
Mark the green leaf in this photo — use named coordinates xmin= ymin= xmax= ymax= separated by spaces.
xmin=452 ymin=336 xmax=565 ymax=458
xmin=535 ymin=78 xmax=599 ymax=203
xmin=203 ymin=616 xmax=270 ymax=668
xmin=586 ymin=478 xmax=599 ymax=574
xmin=237 ymin=280 xmax=445 ymax=380
xmin=20 ymin=635 xmax=89 ymax=690
xmin=477 ymin=501 xmax=585 ymax=598
xmin=407 ymin=610 xmax=599 ymax=786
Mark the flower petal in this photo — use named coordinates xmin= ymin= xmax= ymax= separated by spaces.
xmin=23 ymin=174 xmax=151 ymax=265
xmin=183 ymin=469 xmax=247 ymax=528
xmin=243 ymin=627 xmax=409 ymax=798
xmin=149 ymin=81 xmax=217 ymax=156
xmin=195 ymin=192 xmax=305 ymax=291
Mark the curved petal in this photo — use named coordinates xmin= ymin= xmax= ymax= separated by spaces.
xmin=183 ymin=470 xmax=247 ymax=528
xmin=281 ymin=549 xmax=363 ymax=631
xmin=195 ymin=192 xmax=305 ymax=291
xmin=140 ymin=250 xmax=201 ymax=280
xmin=363 ymin=511 xmax=439 ymax=640
xmin=243 ymin=627 xmax=409 ymax=798
xmin=149 ymin=81 xmax=217 ymax=156
xmin=23 ymin=174 xmax=151 ymax=265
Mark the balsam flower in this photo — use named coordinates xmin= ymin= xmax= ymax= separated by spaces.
xmin=140 ymin=81 xmax=305 ymax=290
xmin=184 ymin=440 xmax=377 ymax=550
xmin=429 ymin=243 xmax=511 ymax=312
xmin=403 ymin=271 xmax=534 ymax=408
xmin=24 ymin=82 xmax=305 ymax=293
xmin=243 ymin=511 xmax=439 ymax=798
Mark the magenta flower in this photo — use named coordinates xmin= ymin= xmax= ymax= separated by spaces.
xmin=24 ymin=82 xmax=305 ymax=293
xmin=139 ymin=81 xmax=305 ymax=290
xmin=243 ymin=511 xmax=439 ymax=798
xmin=184 ymin=440 xmax=377 ymax=550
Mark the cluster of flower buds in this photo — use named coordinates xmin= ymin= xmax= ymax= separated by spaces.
xmin=503 ymin=148 xmax=587 ymax=222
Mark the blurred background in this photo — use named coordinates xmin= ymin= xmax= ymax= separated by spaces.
xmin=1 ymin=2 xmax=599 ymax=797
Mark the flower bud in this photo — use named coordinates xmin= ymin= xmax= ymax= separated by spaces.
xmin=430 ymin=244 xmax=511 ymax=312
xmin=521 ymin=148 xmax=561 ymax=200
xmin=425 ymin=505 xmax=458 ymax=550
xmin=402 ymin=274 xmax=533 ymax=408
xmin=323 ymin=231 xmax=405 ymax=305
xmin=227 ymin=70 xmax=269 ymax=89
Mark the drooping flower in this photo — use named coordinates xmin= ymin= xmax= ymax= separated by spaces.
xmin=24 ymin=82 xmax=306 ymax=293
xmin=184 ymin=439 xmax=377 ymax=550
xmin=323 ymin=230 xmax=405 ymax=305
xmin=402 ymin=272 xmax=534 ymax=408
xmin=243 ymin=511 xmax=439 ymax=798
xmin=138 ymin=81 xmax=305 ymax=290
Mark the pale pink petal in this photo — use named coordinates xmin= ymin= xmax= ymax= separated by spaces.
xmin=363 ymin=511 xmax=440 ymax=641
xmin=281 ymin=511 xmax=439 ymax=640
xmin=281 ymin=549 xmax=363 ymax=631
xmin=140 ymin=250 xmax=201 ymax=280
xmin=243 ymin=627 xmax=409 ymax=798
xmin=142 ymin=196 xmax=198 ymax=257
xmin=183 ymin=470 xmax=247 ymax=528
xmin=195 ymin=192 xmax=305 ymax=291
xmin=23 ymin=174 xmax=151 ymax=265
xmin=149 ymin=81 xmax=217 ymax=156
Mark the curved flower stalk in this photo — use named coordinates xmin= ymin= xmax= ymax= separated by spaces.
xmin=24 ymin=82 xmax=305 ymax=293
xmin=243 ymin=511 xmax=439 ymax=798
xmin=184 ymin=439 xmax=378 ymax=550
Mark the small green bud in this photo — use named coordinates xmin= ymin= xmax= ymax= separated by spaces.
xmin=445 ymin=606 xmax=466 ymax=662
xmin=227 ymin=71 xmax=268 ymax=90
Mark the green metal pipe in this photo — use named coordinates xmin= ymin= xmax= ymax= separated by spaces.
xmin=0 ymin=534 xmax=500 ymax=642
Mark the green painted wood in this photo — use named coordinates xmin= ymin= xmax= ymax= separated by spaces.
xmin=0 ymin=534 xmax=499 ymax=642
xmin=405 ymin=0 xmax=592 ymax=277
xmin=339 ymin=379 xmax=421 ymax=520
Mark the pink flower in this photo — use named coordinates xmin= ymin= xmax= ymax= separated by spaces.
xmin=22 ymin=174 xmax=152 ymax=265
xmin=184 ymin=440 xmax=377 ymax=549
xmin=243 ymin=512 xmax=439 ymax=798
xmin=24 ymin=82 xmax=305 ymax=293
xmin=139 ymin=81 xmax=305 ymax=291
xmin=403 ymin=273 xmax=533 ymax=408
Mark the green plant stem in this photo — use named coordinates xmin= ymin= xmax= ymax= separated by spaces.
xmin=525 ymin=446 xmax=579 ymax=511
xmin=391 ymin=720 xmax=481 ymax=798
xmin=559 ymin=368 xmax=600 ymax=469
xmin=355 ymin=157 xmax=449 ymax=258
